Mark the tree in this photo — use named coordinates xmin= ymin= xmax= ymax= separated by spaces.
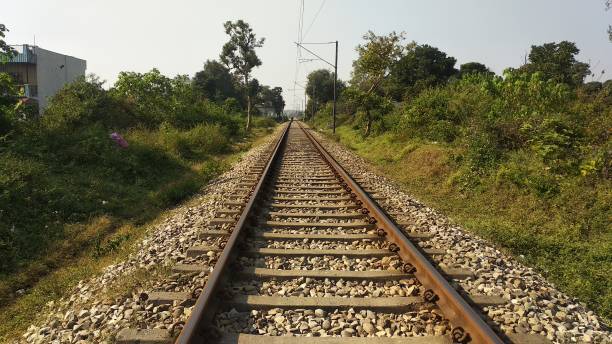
xmin=305 ymin=69 xmax=346 ymax=114
xmin=519 ymin=41 xmax=590 ymax=87
xmin=459 ymin=62 xmax=493 ymax=77
xmin=0 ymin=24 xmax=16 ymax=63
xmin=352 ymin=31 xmax=405 ymax=94
xmin=348 ymin=31 xmax=404 ymax=136
xmin=111 ymin=69 xmax=175 ymax=126
xmin=220 ymin=20 xmax=265 ymax=130
xmin=389 ymin=43 xmax=457 ymax=99
xmin=254 ymin=84 xmax=285 ymax=118
xmin=266 ymin=86 xmax=285 ymax=117
xmin=1 ymin=24 xmax=18 ymax=133
xmin=193 ymin=60 xmax=238 ymax=103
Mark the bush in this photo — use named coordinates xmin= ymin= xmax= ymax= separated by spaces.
xmin=0 ymin=70 xmax=276 ymax=278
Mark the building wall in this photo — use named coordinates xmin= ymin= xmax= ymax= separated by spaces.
xmin=34 ymin=47 xmax=86 ymax=111
xmin=0 ymin=63 xmax=37 ymax=85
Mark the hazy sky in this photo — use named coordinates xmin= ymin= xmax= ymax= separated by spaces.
xmin=3 ymin=0 xmax=612 ymax=110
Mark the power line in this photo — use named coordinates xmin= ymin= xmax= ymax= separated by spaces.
xmin=293 ymin=0 xmax=306 ymax=110
xmin=302 ymin=0 xmax=326 ymax=40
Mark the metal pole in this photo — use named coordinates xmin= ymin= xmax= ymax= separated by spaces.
xmin=304 ymin=93 xmax=307 ymax=120
xmin=332 ymin=40 xmax=338 ymax=134
xmin=312 ymin=84 xmax=316 ymax=122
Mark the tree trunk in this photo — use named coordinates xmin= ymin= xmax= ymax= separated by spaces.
xmin=364 ymin=108 xmax=372 ymax=137
xmin=246 ymin=94 xmax=251 ymax=131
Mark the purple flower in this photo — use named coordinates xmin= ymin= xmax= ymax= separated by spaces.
xmin=110 ymin=132 xmax=129 ymax=148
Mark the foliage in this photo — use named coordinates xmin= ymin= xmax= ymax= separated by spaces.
xmin=329 ymin=125 xmax=611 ymax=321
xmin=517 ymin=41 xmax=590 ymax=87
xmin=193 ymin=60 xmax=239 ymax=103
xmin=388 ymin=43 xmax=458 ymax=99
xmin=343 ymin=87 xmax=392 ymax=136
xmin=351 ymin=31 xmax=405 ymax=93
xmin=258 ymin=86 xmax=285 ymax=116
xmin=459 ymin=62 xmax=493 ymax=77
xmin=310 ymin=34 xmax=610 ymax=320
xmin=347 ymin=31 xmax=405 ymax=136
xmin=0 ymin=73 xmax=18 ymax=134
xmin=220 ymin=20 xmax=265 ymax=130
xmin=0 ymin=24 xmax=16 ymax=63
xmin=111 ymin=69 xmax=171 ymax=126
xmin=1 ymin=24 xmax=18 ymax=133
xmin=0 ymin=72 xmax=275 ymax=298
xmin=305 ymin=69 xmax=346 ymax=116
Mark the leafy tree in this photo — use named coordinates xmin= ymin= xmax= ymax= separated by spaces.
xmin=0 ymin=73 xmax=18 ymax=134
xmin=389 ymin=43 xmax=458 ymax=99
xmin=193 ymin=60 xmax=238 ymax=103
xmin=258 ymin=86 xmax=285 ymax=117
xmin=220 ymin=20 xmax=265 ymax=130
xmin=42 ymin=75 xmax=133 ymax=130
xmin=305 ymin=69 xmax=346 ymax=114
xmin=343 ymin=88 xmax=391 ymax=136
xmin=1 ymin=24 xmax=18 ymax=133
xmin=111 ymin=69 xmax=207 ymax=128
xmin=248 ymin=78 xmax=261 ymax=100
xmin=519 ymin=41 xmax=590 ymax=87
xmin=0 ymin=24 xmax=16 ymax=63
xmin=111 ymin=69 xmax=175 ymax=126
xmin=348 ymin=31 xmax=404 ymax=136
xmin=459 ymin=62 xmax=493 ymax=77
xmin=352 ymin=31 xmax=405 ymax=94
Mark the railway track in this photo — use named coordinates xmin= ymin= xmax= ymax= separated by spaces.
xmin=117 ymin=121 xmax=548 ymax=344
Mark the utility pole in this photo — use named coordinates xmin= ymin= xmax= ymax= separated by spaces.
xmin=311 ymin=84 xmax=316 ymax=121
xmin=304 ymin=93 xmax=307 ymax=120
xmin=294 ymin=41 xmax=338 ymax=132
xmin=332 ymin=40 xmax=338 ymax=134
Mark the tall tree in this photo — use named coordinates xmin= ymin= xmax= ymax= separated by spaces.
xmin=193 ymin=60 xmax=238 ymax=103
xmin=268 ymin=86 xmax=285 ymax=117
xmin=1 ymin=24 xmax=18 ymax=133
xmin=306 ymin=69 xmax=346 ymax=114
xmin=519 ymin=41 xmax=590 ymax=87
xmin=0 ymin=24 xmax=16 ymax=62
xmin=111 ymin=69 xmax=176 ymax=126
xmin=220 ymin=20 xmax=265 ymax=130
xmin=389 ymin=43 xmax=457 ymax=99
xmin=254 ymin=85 xmax=284 ymax=117
xmin=459 ymin=62 xmax=493 ymax=77
xmin=348 ymin=31 xmax=404 ymax=136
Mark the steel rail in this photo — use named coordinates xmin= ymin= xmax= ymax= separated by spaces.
xmin=175 ymin=121 xmax=292 ymax=344
xmin=297 ymin=121 xmax=504 ymax=344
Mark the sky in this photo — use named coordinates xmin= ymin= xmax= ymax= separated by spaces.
xmin=3 ymin=0 xmax=612 ymax=110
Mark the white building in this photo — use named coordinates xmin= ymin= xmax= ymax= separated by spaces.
xmin=0 ymin=44 xmax=86 ymax=113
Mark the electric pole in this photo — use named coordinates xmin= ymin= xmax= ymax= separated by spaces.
xmin=311 ymin=84 xmax=316 ymax=121
xmin=332 ymin=40 xmax=338 ymax=134
xmin=294 ymin=41 xmax=339 ymax=133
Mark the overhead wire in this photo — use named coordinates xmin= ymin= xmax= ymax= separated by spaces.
xmin=302 ymin=0 xmax=326 ymax=40
xmin=293 ymin=0 xmax=305 ymax=110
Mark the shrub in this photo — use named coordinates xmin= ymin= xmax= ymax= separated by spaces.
xmin=0 ymin=69 xmax=275 ymax=277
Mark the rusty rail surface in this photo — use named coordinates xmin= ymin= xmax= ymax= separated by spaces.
xmin=175 ymin=121 xmax=292 ymax=343
xmin=297 ymin=122 xmax=504 ymax=344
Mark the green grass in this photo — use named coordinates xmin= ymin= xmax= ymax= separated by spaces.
xmin=0 ymin=124 xmax=276 ymax=341
xmin=325 ymin=125 xmax=611 ymax=323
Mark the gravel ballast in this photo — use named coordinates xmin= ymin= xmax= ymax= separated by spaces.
xmin=310 ymin=128 xmax=611 ymax=344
